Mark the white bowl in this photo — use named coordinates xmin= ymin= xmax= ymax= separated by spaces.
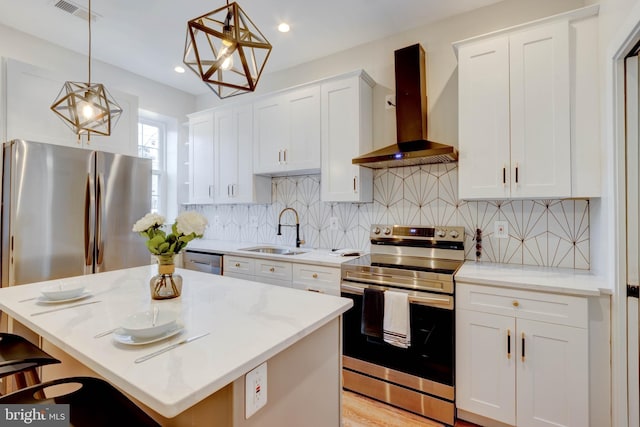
xmin=121 ymin=309 xmax=178 ymax=339
xmin=40 ymin=282 xmax=86 ymax=301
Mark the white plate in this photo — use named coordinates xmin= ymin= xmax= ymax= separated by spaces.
xmin=112 ymin=323 xmax=184 ymax=346
xmin=37 ymin=291 xmax=92 ymax=304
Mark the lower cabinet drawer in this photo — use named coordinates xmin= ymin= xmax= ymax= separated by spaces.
xmin=224 ymin=256 xmax=255 ymax=275
xmin=456 ymin=282 xmax=588 ymax=328
xmin=255 ymin=259 xmax=292 ymax=282
xmin=292 ymin=264 xmax=340 ymax=296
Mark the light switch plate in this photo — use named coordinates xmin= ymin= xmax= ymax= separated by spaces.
xmin=245 ymin=362 xmax=267 ymax=419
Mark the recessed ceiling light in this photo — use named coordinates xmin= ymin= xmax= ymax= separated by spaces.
xmin=278 ymin=23 xmax=290 ymax=33
xmin=174 ymin=66 xmax=185 ymax=73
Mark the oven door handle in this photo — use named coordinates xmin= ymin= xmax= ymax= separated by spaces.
xmin=340 ymin=282 xmax=453 ymax=310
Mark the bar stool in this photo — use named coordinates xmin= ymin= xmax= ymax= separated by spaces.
xmin=0 ymin=333 xmax=60 ymax=392
xmin=0 ymin=376 xmax=160 ymax=426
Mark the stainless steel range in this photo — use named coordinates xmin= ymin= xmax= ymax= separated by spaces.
xmin=340 ymin=224 xmax=465 ymax=426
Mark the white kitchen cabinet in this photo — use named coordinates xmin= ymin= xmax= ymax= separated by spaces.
xmin=187 ymin=111 xmax=215 ymax=204
xmin=320 ymin=70 xmax=374 ymax=202
xmin=4 ymin=58 xmax=138 ymax=156
xmin=213 ymin=103 xmax=270 ymax=204
xmin=454 ymin=6 xmax=599 ymax=199
xmin=292 ymin=264 xmax=340 ymax=296
xmin=223 ymin=255 xmax=292 ymax=288
xmin=253 ymin=85 xmax=321 ymax=175
xmin=456 ymin=283 xmax=589 ymax=427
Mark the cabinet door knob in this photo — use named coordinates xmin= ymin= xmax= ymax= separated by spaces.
xmin=235 ymin=263 xmax=240 ymax=268
xmin=269 ymin=267 xmax=275 ymax=272
xmin=512 ymin=300 xmax=519 ymax=307
xmin=312 ymin=273 xmax=318 ymax=279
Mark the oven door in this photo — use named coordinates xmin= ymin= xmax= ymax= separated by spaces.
xmin=340 ymin=281 xmax=455 ymax=388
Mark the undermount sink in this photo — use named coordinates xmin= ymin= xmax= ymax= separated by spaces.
xmin=239 ymin=246 xmax=308 ymax=256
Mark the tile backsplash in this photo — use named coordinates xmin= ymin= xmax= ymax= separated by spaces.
xmin=190 ymin=164 xmax=589 ymax=269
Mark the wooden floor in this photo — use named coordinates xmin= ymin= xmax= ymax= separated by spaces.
xmin=342 ymin=390 xmax=479 ymax=427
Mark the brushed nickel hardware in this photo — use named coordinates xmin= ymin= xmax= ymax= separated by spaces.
xmin=507 ymin=329 xmax=511 ymax=359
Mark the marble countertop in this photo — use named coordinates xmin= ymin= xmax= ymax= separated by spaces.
xmin=0 ymin=266 xmax=353 ymax=418
xmin=456 ymin=261 xmax=612 ymax=296
xmin=185 ymin=239 xmax=363 ymax=267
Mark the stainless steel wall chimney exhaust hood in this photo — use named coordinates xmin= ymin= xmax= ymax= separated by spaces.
xmin=353 ymin=44 xmax=457 ymax=169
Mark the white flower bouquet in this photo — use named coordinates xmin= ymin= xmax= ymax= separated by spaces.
xmin=132 ymin=211 xmax=208 ymax=255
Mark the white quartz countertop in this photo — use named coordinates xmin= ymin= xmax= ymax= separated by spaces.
xmin=456 ymin=262 xmax=612 ymax=296
xmin=0 ymin=266 xmax=353 ymax=418
xmin=185 ymin=239 xmax=363 ymax=267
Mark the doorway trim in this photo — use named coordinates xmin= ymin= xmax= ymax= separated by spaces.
xmin=610 ymin=3 xmax=640 ymax=427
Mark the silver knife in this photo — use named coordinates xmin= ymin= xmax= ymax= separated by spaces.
xmin=30 ymin=300 xmax=101 ymax=316
xmin=134 ymin=332 xmax=210 ymax=364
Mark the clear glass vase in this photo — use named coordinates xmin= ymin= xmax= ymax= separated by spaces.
xmin=150 ymin=254 xmax=182 ymax=300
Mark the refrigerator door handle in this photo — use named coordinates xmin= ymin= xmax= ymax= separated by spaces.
xmin=96 ymin=173 xmax=105 ymax=269
xmin=84 ymin=172 xmax=95 ymax=273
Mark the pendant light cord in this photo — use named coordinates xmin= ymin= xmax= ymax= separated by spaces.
xmin=88 ymin=0 xmax=92 ymax=85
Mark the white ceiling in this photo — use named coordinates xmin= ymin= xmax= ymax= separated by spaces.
xmin=0 ymin=0 xmax=503 ymax=96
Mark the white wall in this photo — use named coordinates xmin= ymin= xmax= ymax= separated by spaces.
xmin=0 ymin=23 xmax=195 ymax=125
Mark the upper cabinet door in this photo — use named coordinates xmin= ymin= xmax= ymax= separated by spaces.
xmin=188 ymin=112 xmax=214 ymax=204
xmin=253 ymin=94 xmax=287 ymax=174
xmin=284 ymin=85 xmax=321 ymax=173
xmin=320 ymin=72 xmax=374 ymax=202
xmin=509 ymin=21 xmax=571 ymax=199
xmin=457 ymin=37 xmax=511 ymax=200
xmin=213 ymin=107 xmax=235 ymax=202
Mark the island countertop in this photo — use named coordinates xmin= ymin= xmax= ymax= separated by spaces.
xmin=0 ymin=266 xmax=353 ymax=419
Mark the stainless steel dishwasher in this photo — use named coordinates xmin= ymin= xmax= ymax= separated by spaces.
xmin=183 ymin=250 xmax=223 ymax=275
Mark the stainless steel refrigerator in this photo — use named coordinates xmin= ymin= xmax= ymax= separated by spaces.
xmin=1 ymin=139 xmax=152 ymax=287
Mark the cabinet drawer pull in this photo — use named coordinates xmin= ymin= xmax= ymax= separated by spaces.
xmin=307 ymin=288 xmax=322 ymax=293
xmin=235 ymin=263 xmax=240 ymax=268
xmin=507 ymin=329 xmax=511 ymax=359
xmin=512 ymin=300 xmax=519 ymax=307
xmin=502 ymin=167 xmax=506 ymax=185
xmin=521 ymin=332 xmax=526 ymax=362
xmin=515 ymin=164 xmax=519 ymax=184
xmin=269 ymin=267 xmax=275 ymax=272
xmin=312 ymin=273 xmax=318 ymax=279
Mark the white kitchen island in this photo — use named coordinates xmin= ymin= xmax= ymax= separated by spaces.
xmin=0 ymin=266 xmax=353 ymax=426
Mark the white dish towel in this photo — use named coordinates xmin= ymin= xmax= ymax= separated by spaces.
xmin=383 ymin=290 xmax=411 ymax=348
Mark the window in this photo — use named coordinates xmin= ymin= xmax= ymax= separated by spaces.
xmin=138 ymin=119 xmax=166 ymax=213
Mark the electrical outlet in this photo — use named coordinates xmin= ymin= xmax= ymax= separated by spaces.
xmin=249 ymin=215 xmax=258 ymax=228
xmin=385 ymin=94 xmax=396 ymax=110
xmin=245 ymin=362 xmax=267 ymax=419
xmin=329 ymin=217 xmax=339 ymax=231
xmin=494 ymin=221 xmax=508 ymax=239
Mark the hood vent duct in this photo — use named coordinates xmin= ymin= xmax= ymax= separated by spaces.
xmin=353 ymin=44 xmax=457 ymax=169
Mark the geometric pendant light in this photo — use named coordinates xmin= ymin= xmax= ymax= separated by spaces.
xmin=51 ymin=0 xmax=122 ymax=141
xmin=183 ymin=1 xmax=272 ymax=99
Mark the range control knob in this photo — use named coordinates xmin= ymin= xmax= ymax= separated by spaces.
xmin=449 ymin=230 xmax=460 ymax=238
xmin=372 ymin=226 xmax=381 ymax=235
xmin=383 ymin=227 xmax=391 ymax=235
xmin=435 ymin=229 xmax=446 ymax=238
